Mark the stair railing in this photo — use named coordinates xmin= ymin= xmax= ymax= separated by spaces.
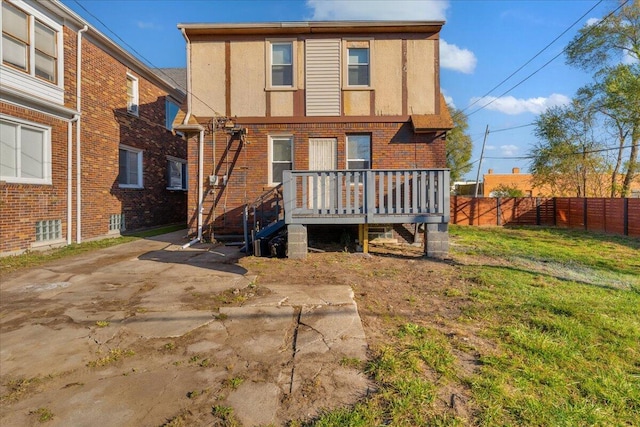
xmin=243 ymin=184 xmax=284 ymax=253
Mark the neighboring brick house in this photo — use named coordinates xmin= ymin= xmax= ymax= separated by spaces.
xmin=176 ymin=21 xmax=453 ymax=255
xmin=0 ymin=0 xmax=186 ymax=255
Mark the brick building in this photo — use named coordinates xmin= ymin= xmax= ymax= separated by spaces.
xmin=0 ymin=0 xmax=186 ymax=255
xmin=176 ymin=21 xmax=453 ymax=252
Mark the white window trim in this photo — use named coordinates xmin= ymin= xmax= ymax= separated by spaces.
xmin=166 ymin=155 xmax=187 ymax=190
xmin=118 ymin=144 xmax=143 ymax=189
xmin=0 ymin=0 xmax=64 ymax=90
xmin=126 ymin=72 xmax=139 ymax=116
xmin=268 ymin=134 xmax=293 ymax=186
xmin=0 ymin=114 xmax=52 ymax=185
xmin=342 ymin=38 xmax=374 ymax=90
xmin=265 ymin=38 xmax=297 ymax=91
xmin=346 ymin=134 xmax=372 ymax=170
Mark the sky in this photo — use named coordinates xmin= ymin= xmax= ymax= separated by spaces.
xmin=63 ymin=0 xmax=622 ymax=179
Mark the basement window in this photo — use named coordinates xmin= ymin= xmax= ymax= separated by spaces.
xmin=109 ymin=214 xmax=125 ymax=232
xmin=35 ymin=219 xmax=61 ymax=242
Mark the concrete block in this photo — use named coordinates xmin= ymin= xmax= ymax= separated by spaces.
xmin=287 ymin=224 xmax=307 ymax=259
xmin=424 ymin=223 xmax=449 ymax=259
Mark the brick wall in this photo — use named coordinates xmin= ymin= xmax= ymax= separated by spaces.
xmin=1 ymin=26 xmax=186 ymax=254
xmin=187 ymin=120 xmax=446 ymax=238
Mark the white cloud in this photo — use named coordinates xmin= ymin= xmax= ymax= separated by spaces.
xmin=306 ymin=0 xmax=449 ymax=20
xmin=441 ymin=39 xmax=477 ymax=74
xmin=586 ymin=17 xmax=600 ymax=26
xmin=501 ymin=145 xmax=519 ymax=156
xmin=137 ymin=21 xmax=161 ymax=30
xmin=485 ymin=145 xmax=497 ymax=151
xmin=442 ymin=89 xmax=455 ymax=108
xmin=469 ymin=93 xmax=571 ymax=115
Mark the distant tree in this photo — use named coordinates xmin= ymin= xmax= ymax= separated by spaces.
xmin=530 ymin=103 xmax=606 ymax=197
xmin=565 ymin=1 xmax=640 ymax=196
xmin=490 ymin=184 xmax=525 ymax=198
xmin=446 ymin=105 xmax=473 ymax=183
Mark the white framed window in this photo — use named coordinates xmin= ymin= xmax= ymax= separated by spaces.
xmin=0 ymin=116 xmax=51 ymax=184
xmin=266 ymin=39 xmax=296 ymax=89
xmin=165 ymin=99 xmax=180 ymax=130
xmin=269 ymin=135 xmax=293 ymax=184
xmin=35 ymin=219 xmax=61 ymax=242
xmin=167 ymin=156 xmax=187 ymax=190
xmin=346 ymin=134 xmax=371 ymax=169
xmin=343 ymin=39 xmax=373 ymax=89
xmin=126 ymin=73 xmax=139 ymax=115
xmin=347 ymin=48 xmax=369 ymax=86
xmin=118 ymin=145 xmax=143 ymax=188
xmin=1 ymin=0 xmax=60 ymax=84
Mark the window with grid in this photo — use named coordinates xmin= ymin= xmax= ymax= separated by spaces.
xmin=270 ymin=136 xmax=293 ymax=184
xmin=346 ymin=135 xmax=371 ymax=169
xmin=2 ymin=1 xmax=58 ymax=84
xmin=118 ymin=145 xmax=143 ymax=188
xmin=35 ymin=219 xmax=61 ymax=242
xmin=109 ymin=214 xmax=125 ymax=232
xmin=1 ymin=117 xmax=50 ymax=184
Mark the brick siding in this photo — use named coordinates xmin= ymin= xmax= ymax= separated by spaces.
xmin=187 ymin=120 xmax=446 ymax=238
xmin=1 ymin=27 xmax=186 ymax=254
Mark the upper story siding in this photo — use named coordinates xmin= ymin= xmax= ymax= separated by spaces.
xmin=182 ymin=21 xmax=442 ymax=121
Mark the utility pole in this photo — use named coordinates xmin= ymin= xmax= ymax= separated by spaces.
xmin=474 ymin=125 xmax=489 ymax=198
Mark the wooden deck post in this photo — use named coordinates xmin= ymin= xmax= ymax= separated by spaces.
xmin=358 ymin=224 xmax=369 ymax=253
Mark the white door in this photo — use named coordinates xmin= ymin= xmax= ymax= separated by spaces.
xmin=308 ymin=138 xmax=337 ymax=210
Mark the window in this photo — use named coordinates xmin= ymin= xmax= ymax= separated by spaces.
xmin=109 ymin=214 xmax=125 ymax=232
xmin=266 ymin=40 xmax=296 ymax=89
xmin=118 ymin=145 xmax=143 ymax=188
xmin=269 ymin=135 xmax=293 ymax=184
xmin=2 ymin=1 xmax=58 ymax=84
xmin=35 ymin=219 xmax=61 ymax=242
xmin=346 ymin=135 xmax=371 ymax=169
xmin=126 ymin=73 xmax=139 ymax=115
xmin=0 ymin=117 xmax=51 ymax=184
xmin=165 ymin=99 xmax=180 ymax=130
xmin=167 ymin=156 xmax=187 ymax=190
xmin=347 ymin=47 xmax=370 ymax=86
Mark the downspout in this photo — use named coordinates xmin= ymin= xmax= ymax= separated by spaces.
xmin=180 ymin=28 xmax=203 ymax=249
xmin=67 ymin=114 xmax=79 ymax=245
xmin=76 ymin=25 xmax=88 ymax=243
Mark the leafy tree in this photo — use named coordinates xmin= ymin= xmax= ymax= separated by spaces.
xmin=446 ymin=105 xmax=473 ymax=183
xmin=565 ymin=0 xmax=640 ymax=196
xmin=490 ymin=184 xmax=525 ymax=198
xmin=530 ymin=103 xmax=606 ymax=197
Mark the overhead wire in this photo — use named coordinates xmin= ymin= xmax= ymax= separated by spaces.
xmin=71 ymin=0 xmax=227 ymax=120
xmin=463 ymin=0 xmax=629 ymax=119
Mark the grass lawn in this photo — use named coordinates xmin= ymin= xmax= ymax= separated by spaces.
xmin=311 ymin=226 xmax=640 ymax=426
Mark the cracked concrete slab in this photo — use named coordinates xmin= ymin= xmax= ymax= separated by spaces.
xmin=0 ymin=231 xmax=371 ymax=426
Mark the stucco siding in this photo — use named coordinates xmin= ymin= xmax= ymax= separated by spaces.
xmin=231 ymin=41 xmax=266 ymax=116
xmin=343 ymin=90 xmax=370 ymax=116
xmin=407 ymin=39 xmax=435 ymax=115
xmin=373 ymin=39 xmax=402 ymax=115
xmin=191 ymin=41 xmax=226 ymax=117
xmin=271 ymin=91 xmax=293 ymax=116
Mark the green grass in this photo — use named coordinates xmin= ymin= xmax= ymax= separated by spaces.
xmin=0 ymin=224 xmax=186 ymax=274
xmin=310 ymin=226 xmax=640 ymax=426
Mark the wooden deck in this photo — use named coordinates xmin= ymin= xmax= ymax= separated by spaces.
xmin=282 ymin=169 xmax=450 ymax=225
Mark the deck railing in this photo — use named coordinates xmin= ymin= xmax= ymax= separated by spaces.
xmin=282 ymin=169 xmax=450 ymax=225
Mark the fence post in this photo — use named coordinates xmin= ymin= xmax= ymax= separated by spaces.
xmin=624 ymin=198 xmax=629 ymax=236
xmin=583 ymin=198 xmax=588 ymax=230
xmin=553 ymin=198 xmax=557 ymax=226
xmin=536 ymin=197 xmax=540 ymax=226
xmin=496 ymin=197 xmax=502 ymax=226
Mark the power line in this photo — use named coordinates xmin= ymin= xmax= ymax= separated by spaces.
xmin=71 ymin=0 xmax=227 ymax=120
xmin=462 ymin=0 xmax=629 ymax=119
xmin=458 ymin=0 xmax=604 ymax=116
xmin=483 ymin=143 xmax=636 ymax=160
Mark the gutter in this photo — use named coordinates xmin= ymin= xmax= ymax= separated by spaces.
xmin=76 ymin=25 xmax=88 ymax=244
xmin=67 ymin=114 xmax=79 ymax=245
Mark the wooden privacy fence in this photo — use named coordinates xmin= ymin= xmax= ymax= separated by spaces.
xmin=451 ymin=196 xmax=640 ymax=238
